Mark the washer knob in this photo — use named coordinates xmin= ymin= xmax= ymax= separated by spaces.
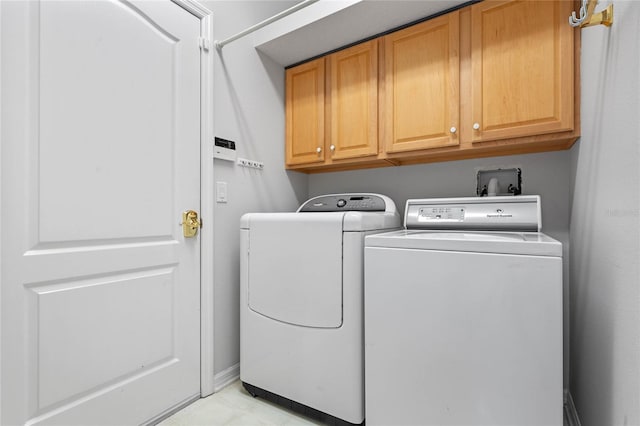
xmin=336 ymin=199 xmax=347 ymax=208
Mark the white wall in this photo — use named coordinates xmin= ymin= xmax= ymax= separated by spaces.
xmin=568 ymin=1 xmax=640 ymax=424
xmin=203 ymin=1 xmax=307 ymax=376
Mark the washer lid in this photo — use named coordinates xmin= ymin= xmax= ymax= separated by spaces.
xmin=365 ymin=230 xmax=562 ymax=257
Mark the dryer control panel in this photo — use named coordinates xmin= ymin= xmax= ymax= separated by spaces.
xmin=298 ymin=194 xmax=387 ymax=212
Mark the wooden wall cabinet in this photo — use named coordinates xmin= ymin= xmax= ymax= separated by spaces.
xmin=285 ymin=0 xmax=579 ymax=173
xmin=285 ymin=40 xmax=379 ymax=168
xmin=285 ymin=58 xmax=325 ymax=166
xmin=468 ymin=0 xmax=574 ymax=143
xmin=382 ymin=12 xmax=460 ymax=153
xmin=329 ymin=39 xmax=379 ymax=160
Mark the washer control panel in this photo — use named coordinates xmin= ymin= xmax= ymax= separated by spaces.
xmin=299 ymin=194 xmax=386 ymax=212
xmin=405 ymin=196 xmax=541 ymax=231
xmin=418 ymin=206 xmax=466 ymax=223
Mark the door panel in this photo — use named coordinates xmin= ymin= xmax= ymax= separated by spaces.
xmin=33 ymin=268 xmax=175 ymax=409
xmin=1 ymin=1 xmax=202 ymax=424
xmin=40 ymin=0 xmax=177 ymax=242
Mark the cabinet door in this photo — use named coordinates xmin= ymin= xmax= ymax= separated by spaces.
xmin=382 ymin=12 xmax=460 ymax=154
xmin=329 ymin=40 xmax=378 ymax=160
xmin=286 ymin=58 xmax=325 ymax=166
xmin=470 ymin=0 xmax=574 ymax=142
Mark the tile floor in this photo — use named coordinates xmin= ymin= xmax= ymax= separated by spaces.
xmin=158 ymin=380 xmax=323 ymax=426
xmin=160 ymin=380 xmax=570 ymax=426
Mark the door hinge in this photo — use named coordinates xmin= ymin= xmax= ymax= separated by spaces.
xmin=199 ymin=37 xmax=211 ymax=52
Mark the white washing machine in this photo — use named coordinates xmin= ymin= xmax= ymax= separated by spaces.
xmin=364 ymin=195 xmax=563 ymax=426
xmin=240 ymin=193 xmax=400 ymax=425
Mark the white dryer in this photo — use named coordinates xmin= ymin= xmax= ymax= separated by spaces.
xmin=240 ymin=193 xmax=400 ymax=425
xmin=364 ymin=195 xmax=563 ymax=426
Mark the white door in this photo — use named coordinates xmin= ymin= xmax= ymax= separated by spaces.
xmin=1 ymin=1 xmax=202 ymax=424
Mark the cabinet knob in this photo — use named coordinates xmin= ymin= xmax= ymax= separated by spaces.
xmin=316 ymin=147 xmax=322 ymax=153
xmin=330 ymin=145 xmax=336 ymax=152
xmin=450 ymin=126 xmax=457 ymax=134
xmin=473 ymin=122 xmax=480 ymax=130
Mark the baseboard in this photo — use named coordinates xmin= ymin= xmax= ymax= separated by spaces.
xmin=144 ymin=393 xmax=200 ymax=425
xmin=213 ymin=362 xmax=240 ymax=392
xmin=564 ymin=392 xmax=582 ymax=426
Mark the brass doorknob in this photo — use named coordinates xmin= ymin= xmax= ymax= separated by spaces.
xmin=182 ymin=210 xmax=201 ymax=238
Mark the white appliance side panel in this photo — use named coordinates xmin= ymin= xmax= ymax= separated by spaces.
xmin=241 ymin=232 xmax=366 ymax=423
xmin=247 ymin=214 xmax=344 ymax=328
xmin=365 ymin=247 xmax=563 ymax=426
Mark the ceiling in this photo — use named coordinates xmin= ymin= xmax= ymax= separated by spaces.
xmin=252 ymin=0 xmax=470 ymax=67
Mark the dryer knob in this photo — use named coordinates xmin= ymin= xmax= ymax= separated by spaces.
xmin=337 ymin=199 xmax=347 ymax=208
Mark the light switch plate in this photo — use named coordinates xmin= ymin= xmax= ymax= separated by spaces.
xmin=216 ymin=181 xmax=228 ymax=203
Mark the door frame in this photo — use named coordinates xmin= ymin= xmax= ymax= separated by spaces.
xmin=0 ymin=0 xmax=217 ymax=412
xmin=171 ymin=0 xmax=216 ymax=398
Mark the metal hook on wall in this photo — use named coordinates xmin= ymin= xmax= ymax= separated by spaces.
xmin=569 ymin=0 xmax=588 ymax=26
xmin=569 ymin=0 xmax=613 ymax=28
